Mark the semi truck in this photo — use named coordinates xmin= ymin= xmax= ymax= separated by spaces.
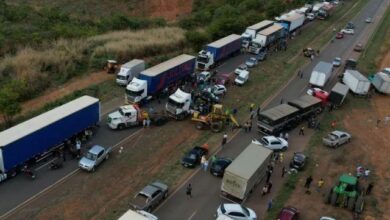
xmin=221 ymin=143 xmax=272 ymax=201
xmin=107 ymin=105 xmax=146 ymax=130
xmin=126 ymin=54 xmax=196 ymax=104
xmin=257 ymin=95 xmax=322 ymax=135
xmin=196 ymin=34 xmax=242 ymax=70
xmin=328 ymin=82 xmax=349 ymax=106
xmin=241 ymin=20 xmax=274 ymax=48
xmin=118 ymin=209 xmax=158 ymax=220
xmin=343 ymin=70 xmax=370 ymax=95
xmin=277 ymin=12 xmax=305 ymax=33
xmin=0 ymin=96 xmax=100 ymax=181
xmin=370 ymin=70 xmax=390 ymax=94
xmin=309 ymin=61 xmax=333 ymax=88
xmin=165 ymin=89 xmax=192 ymax=120
xmin=116 ymin=59 xmax=145 ymax=86
xmin=249 ymin=23 xmax=285 ymax=54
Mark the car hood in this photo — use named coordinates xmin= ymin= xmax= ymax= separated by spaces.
xmin=79 ymin=157 xmax=96 ymax=167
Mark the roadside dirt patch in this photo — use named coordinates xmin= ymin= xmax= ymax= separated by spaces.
xmin=284 ymin=96 xmax=390 ymax=219
xmin=136 ymin=0 xmax=193 ymax=21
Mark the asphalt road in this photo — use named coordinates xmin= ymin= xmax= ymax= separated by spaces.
xmin=154 ymin=0 xmax=389 ymax=219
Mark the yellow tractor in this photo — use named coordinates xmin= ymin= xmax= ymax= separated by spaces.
xmin=192 ymin=104 xmax=240 ymax=132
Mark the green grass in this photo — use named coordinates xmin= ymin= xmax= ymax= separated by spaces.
xmin=358 ymin=5 xmax=390 ymax=73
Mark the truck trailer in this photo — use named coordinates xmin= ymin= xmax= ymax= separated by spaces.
xmin=241 ymin=20 xmax=274 ymax=48
xmin=371 ymin=71 xmax=390 ymax=94
xmin=221 ymin=143 xmax=272 ymax=201
xmin=343 ymin=70 xmax=370 ymax=95
xmin=249 ymin=23 xmax=285 ymax=54
xmin=328 ymin=82 xmax=349 ymax=106
xmin=116 ymin=59 xmax=145 ymax=86
xmin=257 ymin=95 xmax=322 ymax=135
xmin=0 ymin=96 xmax=100 ymax=179
xmin=277 ymin=12 xmax=305 ymax=33
xmin=126 ymin=54 xmax=196 ymax=104
xmin=309 ymin=61 xmax=333 ymax=88
xmin=196 ymin=34 xmax=242 ymax=70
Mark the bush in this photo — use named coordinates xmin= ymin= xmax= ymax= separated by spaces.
xmin=185 ymin=31 xmax=210 ymax=52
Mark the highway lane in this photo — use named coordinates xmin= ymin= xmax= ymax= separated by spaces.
xmin=154 ymin=0 xmax=388 ymax=219
xmin=0 ymin=54 xmax=251 ymax=216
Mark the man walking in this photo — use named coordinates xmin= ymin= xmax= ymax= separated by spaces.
xmin=299 ymin=126 xmax=305 ymax=136
xmin=284 ymin=132 xmax=289 ymax=141
xmin=250 ymin=103 xmax=255 ymax=113
xmin=248 ymin=121 xmax=252 ymax=132
xmin=257 ymin=106 xmax=261 ymax=118
xmin=282 ymin=166 xmax=287 ymax=178
xmin=267 ymin=181 xmax=273 ymax=193
xmin=267 ymin=199 xmax=273 ymax=211
xmin=222 ymin=133 xmax=228 ymax=145
xmin=366 ymin=182 xmax=374 ymax=195
xmin=317 ymin=178 xmax=325 ymax=193
xmin=200 ymin=155 xmax=206 ymax=170
xmin=186 ymin=184 xmax=192 ymax=199
xmin=304 ymin=176 xmax=313 ymax=194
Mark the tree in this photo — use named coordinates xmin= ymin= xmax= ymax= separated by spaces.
xmin=0 ymin=83 xmax=22 ymax=127
xmin=185 ymin=31 xmax=210 ymax=52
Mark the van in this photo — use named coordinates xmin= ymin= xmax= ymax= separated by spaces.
xmin=116 ymin=59 xmax=145 ymax=86
xmin=234 ymin=70 xmax=249 ymax=86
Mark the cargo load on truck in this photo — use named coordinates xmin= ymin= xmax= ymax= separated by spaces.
xmin=309 ymin=61 xmax=333 ymax=88
xmin=0 ymin=96 xmax=100 ymax=179
xmin=118 ymin=209 xmax=158 ymax=220
xmin=328 ymin=82 xmax=349 ymax=106
xmin=197 ymin=34 xmax=242 ymax=70
xmin=241 ymin=20 xmax=274 ymax=48
xmin=342 ymin=70 xmax=370 ymax=95
xmin=277 ymin=12 xmax=305 ymax=33
xmin=221 ymin=143 xmax=272 ymax=201
xmin=116 ymin=59 xmax=145 ymax=86
xmin=249 ymin=24 xmax=285 ymax=54
xmin=287 ymin=95 xmax=323 ymax=116
xmin=126 ymin=54 xmax=196 ymax=104
xmin=257 ymin=104 xmax=299 ymax=135
xmin=370 ymin=70 xmax=390 ymax=94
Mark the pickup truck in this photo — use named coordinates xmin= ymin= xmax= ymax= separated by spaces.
xmin=79 ymin=145 xmax=111 ymax=172
xmin=131 ymin=181 xmax=168 ymax=212
xmin=322 ymin=130 xmax=351 ymax=148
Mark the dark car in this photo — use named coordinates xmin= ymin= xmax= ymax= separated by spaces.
xmin=289 ymin=152 xmax=307 ymax=170
xmin=215 ymin=73 xmax=231 ymax=86
xmin=277 ymin=207 xmax=300 ymax=220
xmin=200 ymin=90 xmax=220 ymax=103
xmin=181 ymin=146 xmax=208 ymax=168
xmin=344 ymin=58 xmax=357 ymax=71
xmin=335 ymin=32 xmax=344 ymax=39
xmin=346 ymin=22 xmax=355 ymax=29
xmin=210 ymin=157 xmax=232 ymax=177
xmin=256 ymin=51 xmax=267 ymax=61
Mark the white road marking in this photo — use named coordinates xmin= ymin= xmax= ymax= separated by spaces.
xmin=35 ymin=158 xmax=57 ymax=171
xmin=187 ymin=211 xmax=197 ymax=220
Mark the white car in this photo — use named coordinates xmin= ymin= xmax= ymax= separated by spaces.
xmin=79 ymin=145 xmax=111 ymax=172
xmin=216 ymin=203 xmax=257 ymax=220
xmin=199 ymin=71 xmax=211 ymax=82
xmin=341 ymin=28 xmax=354 ymax=35
xmin=307 ymin=13 xmax=315 ymax=21
xmin=320 ymin=217 xmax=336 ymax=220
xmin=252 ymin=136 xmax=288 ymax=151
xmin=365 ymin=17 xmax=372 ymax=23
xmin=307 ymin=88 xmax=329 ymax=96
xmin=234 ymin=70 xmax=249 ymax=86
xmin=208 ymin=84 xmax=227 ymax=96
xmin=322 ymin=130 xmax=351 ymax=147
xmin=234 ymin=64 xmax=248 ymax=75
xmin=332 ymin=57 xmax=342 ymax=67
xmin=245 ymin=57 xmax=258 ymax=68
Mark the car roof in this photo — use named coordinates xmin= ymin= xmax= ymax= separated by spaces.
xmin=222 ymin=203 xmax=244 ymax=213
xmin=278 ymin=207 xmax=298 ymax=219
xmin=89 ymin=145 xmax=105 ymax=154
xmin=331 ymin=130 xmax=346 ymax=136
xmin=140 ymin=184 xmax=160 ymax=197
xmin=263 ymin=136 xmax=279 ymax=142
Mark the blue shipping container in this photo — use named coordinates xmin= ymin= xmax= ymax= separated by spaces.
xmin=139 ymin=57 xmax=195 ymax=95
xmin=0 ymin=96 xmax=100 ymax=173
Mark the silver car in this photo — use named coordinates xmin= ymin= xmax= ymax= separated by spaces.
xmin=322 ymin=130 xmax=351 ymax=148
xmin=79 ymin=145 xmax=111 ymax=172
xmin=131 ymin=181 xmax=168 ymax=212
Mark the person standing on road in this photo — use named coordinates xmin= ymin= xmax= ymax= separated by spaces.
xmin=186 ymin=184 xmax=192 ymax=199
xmin=305 ymin=176 xmax=313 ymax=194
xmin=284 ymin=132 xmax=289 ymax=141
xmin=146 ymin=118 xmax=151 ymax=128
xmin=282 ymin=166 xmax=287 ymax=178
xmin=204 ymin=159 xmax=209 ymax=171
xmin=250 ymin=110 xmax=255 ymax=120
xmin=317 ymin=178 xmax=325 ymax=193
xmin=76 ymin=139 xmax=81 ymax=158
xmin=248 ymin=121 xmax=252 ymax=132
xmin=250 ymin=103 xmax=255 ymax=113
xmin=143 ymin=119 xmax=147 ymax=128
xmin=267 ymin=199 xmax=273 ymax=211
xmin=266 ymin=169 xmax=273 ymax=183
xmin=222 ymin=133 xmax=228 ymax=145
xmin=366 ymin=182 xmax=374 ymax=195
xmin=299 ymin=126 xmax=305 ymax=136
xmin=201 ymin=155 xmax=206 ymax=170
xmin=262 ymin=185 xmax=268 ymax=196
xmin=279 ymin=152 xmax=284 ymax=164
xmin=267 ymin=181 xmax=273 ymax=193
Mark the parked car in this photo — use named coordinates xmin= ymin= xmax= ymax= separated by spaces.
xmin=256 ymin=51 xmax=267 ymax=61
xmin=346 ymin=22 xmax=355 ymax=29
xmin=210 ymin=157 xmax=232 ymax=177
xmin=277 ymin=207 xmax=299 ymax=220
xmin=130 ymin=181 xmax=168 ymax=212
xmin=234 ymin=70 xmax=249 ymax=86
xmin=307 ymin=88 xmax=328 ymax=96
xmin=215 ymin=73 xmax=231 ymax=86
xmin=199 ymin=71 xmax=212 ymax=82
xmin=234 ymin=64 xmax=248 ymax=75
xmin=289 ymin=152 xmax=307 ymax=170
xmin=354 ymin=43 xmax=364 ymax=52
xmin=200 ymin=90 xmax=220 ymax=103
xmin=252 ymin=136 xmax=288 ymax=151
xmin=341 ymin=28 xmax=354 ymax=35
xmin=245 ymin=57 xmax=258 ymax=68
xmin=335 ymin=32 xmax=344 ymax=39
xmin=181 ymin=146 xmax=208 ymax=168
xmin=208 ymin=84 xmax=227 ymax=96
xmin=322 ymin=130 xmax=351 ymax=148
xmin=365 ymin=17 xmax=372 ymax=23
xmin=332 ymin=57 xmax=342 ymax=67
xmin=216 ymin=203 xmax=257 ymax=220
xmin=79 ymin=145 xmax=111 ymax=172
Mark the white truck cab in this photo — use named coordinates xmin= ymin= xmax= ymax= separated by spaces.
xmin=126 ymin=78 xmax=148 ymax=104
xmin=107 ymin=105 xmax=143 ymax=129
xmin=196 ymin=50 xmax=214 ymax=70
xmin=116 ymin=59 xmax=145 ymax=86
xmin=166 ymin=89 xmax=192 ymax=120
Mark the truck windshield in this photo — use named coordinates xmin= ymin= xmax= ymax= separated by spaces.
xmin=85 ymin=152 xmax=97 ymax=161
xmin=118 ymin=108 xmax=125 ymax=116
xmin=197 ymin=56 xmax=208 ymax=63
xmin=126 ymin=89 xmax=144 ymax=97
xmin=168 ymin=98 xmax=184 ymax=108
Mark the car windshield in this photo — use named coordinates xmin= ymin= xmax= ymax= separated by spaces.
xmin=237 ymin=76 xmax=245 ymax=81
xmin=261 ymin=138 xmax=269 ymax=145
xmin=118 ymin=108 xmax=125 ymax=116
xmin=241 ymin=205 xmax=250 ymax=216
xmin=186 ymin=153 xmax=197 ymax=161
xmin=85 ymin=152 xmax=97 ymax=161
xmin=328 ymin=133 xmax=339 ymax=140
xmin=197 ymin=56 xmax=208 ymax=63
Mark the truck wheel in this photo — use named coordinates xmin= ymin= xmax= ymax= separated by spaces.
xmin=196 ymin=122 xmax=205 ymax=130
xmin=330 ymin=191 xmax=338 ymax=206
xmin=282 ymin=146 xmax=288 ymax=151
xmin=326 ymin=189 xmax=333 ymax=204
xmin=118 ymin=124 xmax=124 ymax=130
xmin=211 ymin=122 xmax=223 ymax=133
xmin=347 ymin=197 xmax=355 ymax=210
xmin=354 ymin=196 xmax=364 ymax=213
xmin=177 ymin=113 xmax=185 ymax=121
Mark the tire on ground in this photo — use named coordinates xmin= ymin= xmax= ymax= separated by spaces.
xmin=211 ymin=121 xmax=223 ymax=132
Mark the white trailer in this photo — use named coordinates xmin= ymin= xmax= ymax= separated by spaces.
xmin=241 ymin=20 xmax=274 ymax=48
xmin=118 ymin=210 xmax=158 ymax=220
xmin=116 ymin=59 xmax=145 ymax=86
xmin=371 ymin=71 xmax=390 ymax=94
xmin=343 ymin=70 xmax=370 ymax=95
xmin=277 ymin=12 xmax=305 ymax=32
xmin=309 ymin=61 xmax=333 ymax=88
